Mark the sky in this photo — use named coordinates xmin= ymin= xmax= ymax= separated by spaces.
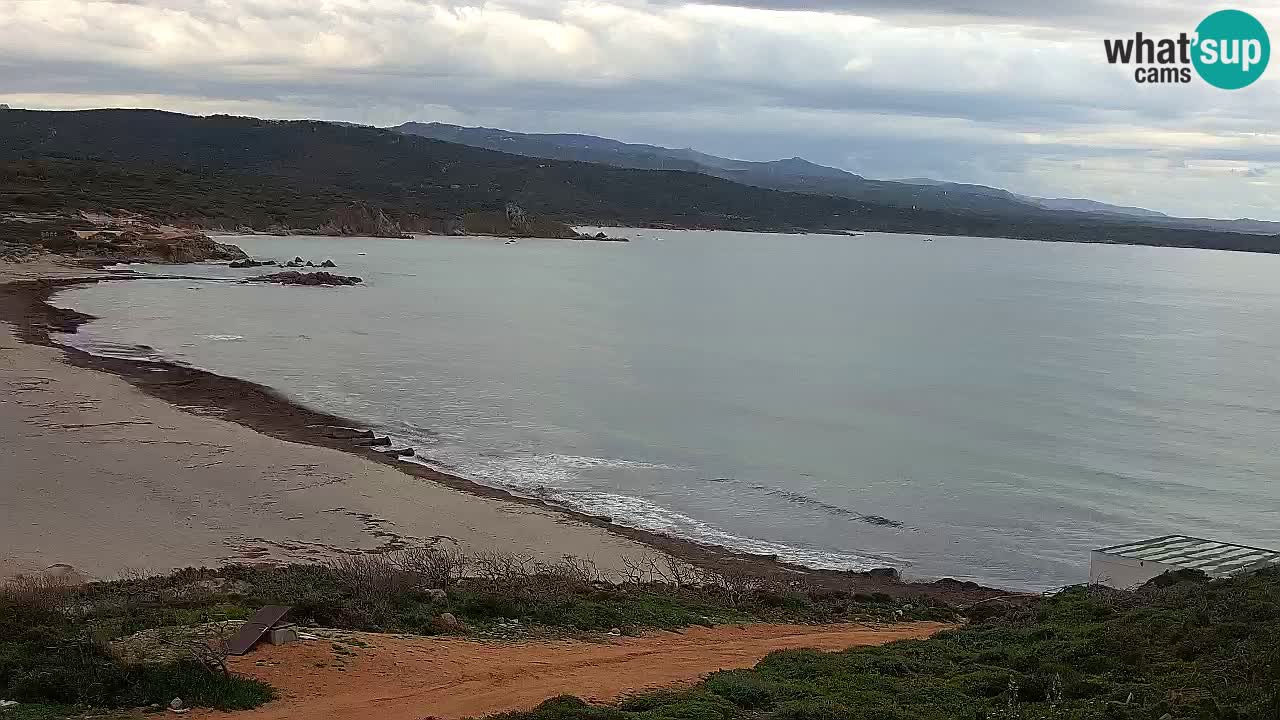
xmin=1 ymin=0 xmax=1277 ymax=220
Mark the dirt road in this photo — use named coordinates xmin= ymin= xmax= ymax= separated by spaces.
xmin=209 ymin=622 xmax=946 ymax=720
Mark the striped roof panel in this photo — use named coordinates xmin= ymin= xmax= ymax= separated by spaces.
xmin=1097 ymin=535 xmax=1280 ymax=576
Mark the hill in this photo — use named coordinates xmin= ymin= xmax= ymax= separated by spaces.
xmin=397 ymin=121 xmax=1280 ymax=236
xmin=0 ymin=109 xmax=1277 ymax=252
xmin=394 ymin=122 xmax=1051 ymax=216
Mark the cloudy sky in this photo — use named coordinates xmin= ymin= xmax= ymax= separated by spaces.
xmin=1 ymin=0 xmax=1276 ymax=219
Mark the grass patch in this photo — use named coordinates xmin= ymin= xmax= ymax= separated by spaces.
xmin=0 ymin=594 xmax=273 ymax=716
xmin=486 ymin=569 xmax=1280 ymax=720
xmin=12 ymin=550 xmax=942 ymax=642
xmin=1 ymin=549 xmax=943 ymax=717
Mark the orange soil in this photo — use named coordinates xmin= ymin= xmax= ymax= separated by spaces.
xmin=200 ymin=622 xmax=946 ymax=720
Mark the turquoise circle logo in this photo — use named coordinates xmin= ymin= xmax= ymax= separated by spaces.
xmin=1193 ymin=9 xmax=1270 ymax=89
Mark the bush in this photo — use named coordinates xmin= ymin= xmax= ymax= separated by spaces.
xmin=771 ymin=698 xmax=858 ymax=720
xmin=0 ymin=597 xmax=272 ymax=711
xmin=704 ymin=670 xmax=790 ymax=709
xmin=490 ymin=570 xmax=1280 ymax=720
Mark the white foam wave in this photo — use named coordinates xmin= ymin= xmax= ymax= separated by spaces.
xmin=406 ymin=449 xmax=896 ymax=571
xmin=198 ymin=334 xmax=246 ymax=342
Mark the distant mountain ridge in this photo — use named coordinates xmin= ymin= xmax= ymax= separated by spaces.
xmin=395 ymin=122 xmax=1280 ymax=234
xmin=395 ymin=121 xmax=1047 ymax=216
xmin=1 ymin=109 xmax=1277 ymax=255
xmin=1031 ymin=197 xmax=1168 ymax=219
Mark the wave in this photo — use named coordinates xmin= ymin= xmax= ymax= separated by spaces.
xmin=51 ymin=305 xmax=903 ymax=574
xmin=405 ymin=450 xmax=902 ymax=571
xmin=551 ymin=489 xmax=899 ymax=570
xmin=705 ymin=477 xmax=904 ymax=528
xmin=53 ymin=333 xmax=170 ymax=364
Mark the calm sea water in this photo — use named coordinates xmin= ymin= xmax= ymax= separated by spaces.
xmin=52 ymin=230 xmax=1280 ymax=589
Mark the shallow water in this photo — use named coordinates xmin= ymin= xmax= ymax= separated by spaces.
xmin=53 ymin=229 xmax=1280 ymax=589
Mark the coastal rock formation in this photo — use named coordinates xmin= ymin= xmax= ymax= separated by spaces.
xmin=461 ymin=205 xmax=579 ymax=239
xmin=584 ymin=231 xmax=629 ymax=242
xmin=318 ymin=202 xmax=408 ymax=238
xmin=320 ymin=259 xmax=337 ymax=267
xmin=246 ymin=271 xmax=363 ymax=286
xmin=64 ymin=228 xmax=248 ymax=263
xmin=228 ymin=258 xmax=275 ymax=268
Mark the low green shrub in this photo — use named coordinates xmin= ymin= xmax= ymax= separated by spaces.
xmin=0 ymin=597 xmax=272 ymax=712
xmin=490 ymin=569 xmax=1280 ymax=720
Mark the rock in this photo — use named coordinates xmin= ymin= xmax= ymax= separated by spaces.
xmin=424 ymin=588 xmax=448 ymax=602
xmin=867 ymin=567 xmax=901 ymax=581
xmin=901 ymin=604 xmax=913 ymax=612
xmin=608 ymin=627 xmax=621 ymax=636
xmin=933 ymin=578 xmax=981 ymax=590
xmin=433 ymin=612 xmax=464 ymax=633
xmin=71 ymin=227 xmax=248 ymax=263
xmin=505 ymin=202 xmax=527 ymax=227
xmin=384 ymin=447 xmax=415 ymax=457
xmin=326 ymin=427 xmax=374 ymax=440
xmin=246 ymin=271 xmax=363 ymax=286
xmin=305 ymin=261 xmax=314 ymax=267
xmin=229 ymin=258 xmax=273 ymax=268
xmin=357 ymin=436 xmax=392 ymax=447
xmin=320 ymin=259 xmax=337 ymax=268
xmin=318 ymin=202 xmax=408 ymax=238
xmin=38 ymin=563 xmax=88 ymax=587
xmin=293 ymin=256 xmax=304 ymax=264
xmin=169 ymin=698 xmax=184 ymax=711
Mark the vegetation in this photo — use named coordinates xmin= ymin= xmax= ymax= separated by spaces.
xmin=5 ymin=550 xmax=1277 ymax=719
xmin=0 ymin=549 xmax=944 ymax=717
xmin=490 ymin=569 xmax=1280 ymax=720
xmin=0 ymin=579 xmax=272 ymax=714
xmin=2 ymin=109 xmax=1278 ymax=253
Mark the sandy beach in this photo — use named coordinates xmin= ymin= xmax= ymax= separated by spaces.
xmin=0 ymin=256 xmax=1007 ymax=606
xmin=0 ymin=258 xmax=655 ymax=580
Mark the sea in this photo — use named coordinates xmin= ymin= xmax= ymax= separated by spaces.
xmin=49 ymin=229 xmax=1280 ymax=590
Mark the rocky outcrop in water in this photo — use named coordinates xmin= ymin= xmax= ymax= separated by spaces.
xmin=71 ymin=229 xmax=247 ymax=263
xmin=246 ymin=271 xmax=363 ymax=286
xmin=583 ymin=231 xmax=629 ymax=242
xmin=318 ymin=203 xmax=408 ymax=238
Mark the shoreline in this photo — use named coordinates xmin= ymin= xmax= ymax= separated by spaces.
xmin=0 ymin=265 xmax=1007 ymax=601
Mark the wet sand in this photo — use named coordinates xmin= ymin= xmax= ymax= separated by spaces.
xmin=0 ymin=257 xmax=1008 ymax=603
xmin=0 ymin=259 xmax=656 ymax=579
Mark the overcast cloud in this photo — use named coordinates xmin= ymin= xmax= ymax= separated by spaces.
xmin=1 ymin=0 xmax=1276 ymax=219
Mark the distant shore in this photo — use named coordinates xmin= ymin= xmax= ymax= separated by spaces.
xmin=0 ymin=256 xmax=1004 ymax=602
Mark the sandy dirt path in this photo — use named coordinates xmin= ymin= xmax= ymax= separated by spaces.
xmin=205 ymin=622 xmax=946 ymax=720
